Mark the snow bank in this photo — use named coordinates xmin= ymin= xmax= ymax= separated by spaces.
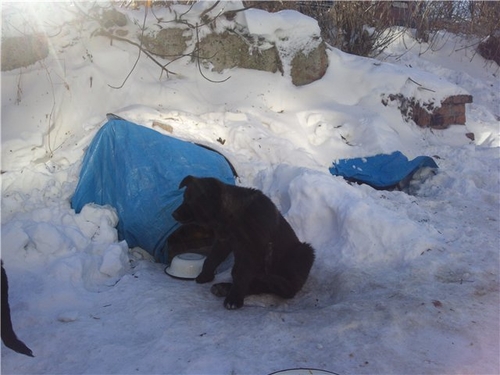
xmin=2 ymin=202 xmax=129 ymax=290
xmin=1 ymin=3 xmax=499 ymax=374
xmin=242 ymin=8 xmax=321 ymax=56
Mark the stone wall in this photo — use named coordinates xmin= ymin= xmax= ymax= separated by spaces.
xmin=1 ymin=6 xmax=328 ymax=86
xmin=383 ymin=94 xmax=473 ymax=129
xmin=142 ymin=26 xmax=328 ymax=86
xmin=141 ymin=28 xmax=190 ymax=58
xmin=290 ymin=41 xmax=328 ymax=86
xmin=194 ymin=31 xmax=283 ymax=75
xmin=1 ymin=34 xmax=49 ymax=71
xmin=413 ymin=95 xmax=473 ymax=129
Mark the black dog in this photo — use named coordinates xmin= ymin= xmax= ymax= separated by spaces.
xmin=1 ymin=262 xmax=33 ymax=357
xmin=172 ymin=176 xmax=315 ymax=309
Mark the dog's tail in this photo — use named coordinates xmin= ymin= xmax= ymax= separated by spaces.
xmin=1 ymin=264 xmax=34 ymax=357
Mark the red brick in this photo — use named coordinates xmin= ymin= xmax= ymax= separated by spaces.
xmin=455 ymin=114 xmax=466 ymax=124
xmin=443 ymin=95 xmax=473 ymax=105
xmin=383 ymin=94 xmax=472 ymax=128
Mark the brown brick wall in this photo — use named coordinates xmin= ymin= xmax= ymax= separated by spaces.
xmin=417 ymin=95 xmax=472 ymax=129
xmin=383 ymin=94 xmax=473 ymax=129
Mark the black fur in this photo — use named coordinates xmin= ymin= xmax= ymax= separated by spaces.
xmin=165 ymin=223 xmax=214 ymax=262
xmin=1 ymin=262 xmax=33 ymax=357
xmin=172 ymin=176 xmax=315 ymax=309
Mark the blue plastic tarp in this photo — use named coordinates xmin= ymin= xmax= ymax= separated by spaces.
xmin=329 ymin=151 xmax=438 ymax=189
xmin=71 ymin=117 xmax=236 ymax=263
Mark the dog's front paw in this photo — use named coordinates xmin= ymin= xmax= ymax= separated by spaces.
xmin=195 ymin=271 xmax=214 ymax=284
xmin=223 ymin=292 xmax=244 ymax=310
xmin=210 ymin=282 xmax=232 ymax=297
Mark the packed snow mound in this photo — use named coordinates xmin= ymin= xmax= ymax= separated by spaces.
xmin=1 ymin=203 xmax=129 ymax=292
xmin=242 ymin=8 xmax=322 ymax=61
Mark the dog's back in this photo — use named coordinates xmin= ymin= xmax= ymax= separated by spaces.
xmin=222 ymin=185 xmax=283 ymax=240
xmin=222 ymin=184 xmax=315 ymax=296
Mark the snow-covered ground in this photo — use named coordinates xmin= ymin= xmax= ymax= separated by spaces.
xmin=1 ymin=2 xmax=499 ymax=374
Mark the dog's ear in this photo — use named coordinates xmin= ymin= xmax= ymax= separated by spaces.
xmin=179 ymin=175 xmax=195 ymax=189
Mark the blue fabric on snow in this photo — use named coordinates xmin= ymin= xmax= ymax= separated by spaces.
xmin=71 ymin=118 xmax=236 ymax=263
xmin=329 ymin=151 xmax=438 ymax=189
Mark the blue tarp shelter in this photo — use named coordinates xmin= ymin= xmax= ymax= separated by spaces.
xmin=71 ymin=116 xmax=236 ymax=263
xmin=329 ymin=151 xmax=438 ymax=190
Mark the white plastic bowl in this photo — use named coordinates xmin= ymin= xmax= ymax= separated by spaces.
xmin=165 ymin=253 xmax=206 ymax=280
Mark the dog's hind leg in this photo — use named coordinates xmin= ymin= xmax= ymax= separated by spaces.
xmin=248 ymin=274 xmax=302 ymax=299
xmin=210 ymin=282 xmax=232 ymax=297
xmin=212 ymin=274 xmax=300 ymax=306
xmin=249 ymin=243 xmax=315 ymax=299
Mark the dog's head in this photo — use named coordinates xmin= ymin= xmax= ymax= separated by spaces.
xmin=172 ymin=175 xmax=223 ymax=227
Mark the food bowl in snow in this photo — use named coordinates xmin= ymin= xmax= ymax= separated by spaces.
xmin=165 ymin=253 xmax=206 ymax=280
